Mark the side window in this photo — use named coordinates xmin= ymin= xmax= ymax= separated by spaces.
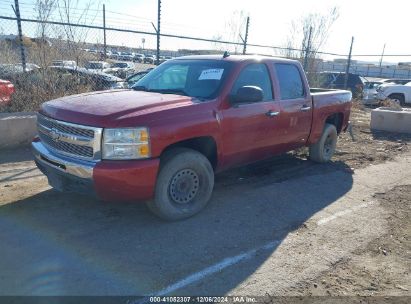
xmin=274 ymin=64 xmax=305 ymax=100
xmin=231 ymin=63 xmax=273 ymax=101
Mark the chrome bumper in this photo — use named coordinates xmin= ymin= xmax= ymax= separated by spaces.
xmin=32 ymin=141 xmax=96 ymax=179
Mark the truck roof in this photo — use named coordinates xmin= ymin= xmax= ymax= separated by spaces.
xmin=174 ymin=54 xmax=299 ymax=63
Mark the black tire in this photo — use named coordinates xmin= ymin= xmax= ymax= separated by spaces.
xmin=146 ymin=148 xmax=214 ymax=221
xmin=309 ymin=123 xmax=338 ymax=163
xmin=388 ymin=94 xmax=405 ymax=107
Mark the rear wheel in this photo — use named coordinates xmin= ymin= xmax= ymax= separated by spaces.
xmin=309 ymin=123 xmax=338 ymax=163
xmin=388 ymin=94 xmax=405 ymax=107
xmin=146 ymin=148 xmax=214 ymax=221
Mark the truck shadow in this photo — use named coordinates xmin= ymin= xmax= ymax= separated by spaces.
xmin=0 ymin=155 xmax=353 ymax=295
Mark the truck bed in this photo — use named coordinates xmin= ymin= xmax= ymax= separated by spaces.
xmin=307 ymin=88 xmax=352 ymax=145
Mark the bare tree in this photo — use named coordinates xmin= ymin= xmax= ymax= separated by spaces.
xmin=212 ymin=10 xmax=247 ymax=54
xmin=56 ymin=0 xmax=101 ymax=64
xmin=282 ymin=7 xmax=340 ymax=74
xmin=35 ymin=0 xmax=56 ymax=67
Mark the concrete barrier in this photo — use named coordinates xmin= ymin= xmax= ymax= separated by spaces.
xmin=371 ymin=107 xmax=411 ymax=134
xmin=0 ymin=112 xmax=37 ymax=149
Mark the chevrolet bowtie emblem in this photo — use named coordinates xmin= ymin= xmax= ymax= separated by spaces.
xmin=50 ymin=128 xmax=62 ymax=142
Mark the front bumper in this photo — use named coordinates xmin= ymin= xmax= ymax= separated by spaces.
xmin=32 ymin=140 xmax=160 ymax=201
xmin=375 ymin=92 xmax=387 ymax=101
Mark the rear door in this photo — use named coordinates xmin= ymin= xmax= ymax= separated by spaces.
xmin=220 ymin=62 xmax=283 ymax=167
xmin=273 ymin=63 xmax=312 ymax=148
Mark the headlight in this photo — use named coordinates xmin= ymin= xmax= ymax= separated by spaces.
xmin=102 ymin=128 xmax=150 ymax=160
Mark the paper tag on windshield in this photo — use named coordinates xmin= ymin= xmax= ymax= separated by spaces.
xmin=198 ymin=69 xmax=224 ymax=80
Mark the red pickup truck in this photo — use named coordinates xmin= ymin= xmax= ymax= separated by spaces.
xmin=33 ymin=55 xmax=352 ymax=220
xmin=0 ymin=79 xmax=15 ymax=106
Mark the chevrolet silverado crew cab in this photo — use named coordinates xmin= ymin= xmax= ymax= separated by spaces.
xmin=33 ymin=55 xmax=352 ymax=220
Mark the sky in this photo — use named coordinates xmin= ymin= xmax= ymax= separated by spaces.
xmin=1 ymin=0 xmax=411 ymax=63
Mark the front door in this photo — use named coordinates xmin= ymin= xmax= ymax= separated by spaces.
xmin=220 ymin=63 xmax=283 ymax=168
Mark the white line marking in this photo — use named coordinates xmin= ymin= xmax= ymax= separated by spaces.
xmin=149 ymin=240 xmax=280 ymax=296
xmin=147 ymin=200 xmax=376 ymax=297
xmin=317 ymin=201 xmax=376 ymax=225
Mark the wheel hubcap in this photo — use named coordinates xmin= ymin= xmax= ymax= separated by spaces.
xmin=169 ymin=169 xmax=199 ymax=204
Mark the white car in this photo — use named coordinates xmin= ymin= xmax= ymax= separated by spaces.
xmin=375 ymin=82 xmax=411 ymax=106
xmin=84 ymin=61 xmax=111 ymax=72
xmin=51 ymin=60 xmax=77 ymax=68
xmin=362 ymin=81 xmax=384 ymax=105
xmin=105 ymin=62 xmax=135 ymax=79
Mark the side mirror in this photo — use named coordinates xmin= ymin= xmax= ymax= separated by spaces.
xmin=231 ymin=86 xmax=263 ymax=104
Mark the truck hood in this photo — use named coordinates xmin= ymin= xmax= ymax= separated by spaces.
xmin=40 ymin=89 xmax=196 ymax=127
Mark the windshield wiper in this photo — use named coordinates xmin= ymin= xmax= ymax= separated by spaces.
xmin=132 ymin=85 xmax=149 ymax=91
xmin=132 ymin=87 xmax=207 ymax=101
xmin=148 ymin=88 xmax=189 ymax=96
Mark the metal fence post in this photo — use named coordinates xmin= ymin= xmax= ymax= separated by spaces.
xmin=156 ymin=0 xmax=161 ymax=65
xmin=303 ymin=26 xmax=312 ymax=71
xmin=344 ymin=36 xmax=354 ymax=90
xmin=242 ymin=16 xmax=249 ymax=55
xmin=103 ymin=4 xmax=107 ymax=59
xmin=379 ymin=43 xmax=386 ymax=77
xmin=12 ymin=0 xmax=26 ymax=71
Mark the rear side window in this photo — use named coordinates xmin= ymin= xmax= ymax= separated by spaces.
xmin=231 ymin=63 xmax=273 ymax=101
xmin=274 ymin=64 xmax=305 ymax=100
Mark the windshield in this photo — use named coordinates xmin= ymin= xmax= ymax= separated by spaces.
xmin=133 ymin=59 xmax=233 ymax=99
xmin=85 ymin=62 xmax=103 ymax=69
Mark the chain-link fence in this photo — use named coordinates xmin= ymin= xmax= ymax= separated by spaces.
xmin=1 ymin=1 xmax=411 ymax=112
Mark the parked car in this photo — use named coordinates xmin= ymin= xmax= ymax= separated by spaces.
xmin=319 ymin=71 xmax=366 ymax=97
xmin=125 ymin=68 xmax=153 ymax=87
xmin=375 ymin=81 xmax=411 ymax=106
xmin=0 ymin=79 xmax=14 ymax=106
xmin=144 ymin=55 xmax=156 ymax=64
xmin=0 ymin=63 xmax=40 ymax=77
xmin=159 ymin=56 xmax=172 ymax=64
xmin=109 ymin=51 xmax=120 ymax=60
xmin=133 ymin=53 xmax=145 ymax=63
xmin=51 ymin=60 xmax=77 ymax=68
xmin=118 ymin=52 xmax=134 ymax=61
xmin=33 ymin=55 xmax=352 ymax=220
xmin=362 ymin=79 xmax=384 ymax=105
xmin=49 ymin=66 xmax=126 ymax=91
xmin=105 ymin=62 xmax=135 ymax=79
xmin=84 ymin=61 xmax=111 ymax=73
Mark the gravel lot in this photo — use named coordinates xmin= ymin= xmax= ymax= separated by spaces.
xmin=0 ymin=103 xmax=410 ymax=299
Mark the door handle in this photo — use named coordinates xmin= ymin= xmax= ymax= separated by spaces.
xmin=301 ymin=105 xmax=311 ymax=112
xmin=266 ymin=110 xmax=280 ymax=117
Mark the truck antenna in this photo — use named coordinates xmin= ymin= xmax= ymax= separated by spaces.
xmin=223 ymin=51 xmax=230 ymax=58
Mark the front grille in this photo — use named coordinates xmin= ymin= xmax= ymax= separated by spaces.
xmin=37 ymin=114 xmax=102 ymax=160
xmin=37 ymin=114 xmax=95 ymax=138
xmin=40 ymin=131 xmax=94 ymax=157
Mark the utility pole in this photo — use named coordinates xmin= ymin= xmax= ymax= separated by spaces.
xmin=344 ymin=36 xmax=354 ymax=90
xmin=103 ymin=4 xmax=107 ymax=59
xmin=242 ymin=16 xmax=249 ymax=55
xmin=12 ymin=0 xmax=26 ymax=72
xmin=156 ymin=0 xmax=161 ymax=65
xmin=303 ymin=26 xmax=312 ymax=71
xmin=379 ymin=43 xmax=386 ymax=77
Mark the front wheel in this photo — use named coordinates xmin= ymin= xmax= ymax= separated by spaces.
xmin=309 ymin=123 xmax=338 ymax=163
xmin=388 ymin=94 xmax=405 ymax=107
xmin=146 ymin=148 xmax=214 ymax=221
